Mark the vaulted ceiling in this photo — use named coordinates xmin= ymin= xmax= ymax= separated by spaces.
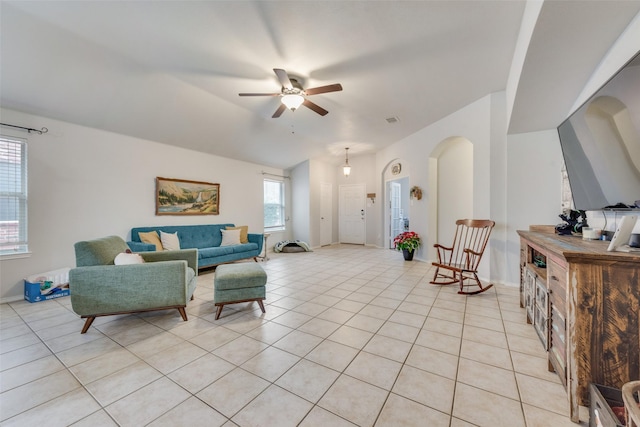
xmin=1 ymin=1 xmax=639 ymax=169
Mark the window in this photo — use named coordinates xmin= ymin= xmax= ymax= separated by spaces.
xmin=0 ymin=135 xmax=28 ymax=256
xmin=264 ymin=179 xmax=285 ymax=231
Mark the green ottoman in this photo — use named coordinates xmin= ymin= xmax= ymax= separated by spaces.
xmin=214 ymin=263 xmax=267 ymax=319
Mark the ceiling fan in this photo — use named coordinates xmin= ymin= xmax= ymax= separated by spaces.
xmin=239 ymin=68 xmax=343 ymax=118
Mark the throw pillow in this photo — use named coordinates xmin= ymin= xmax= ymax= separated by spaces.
xmin=220 ymin=228 xmax=241 ymax=246
xmin=139 ymin=231 xmax=163 ymax=251
xmin=114 ymin=252 xmax=145 ymax=265
xmin=160 ymin=231 xmax=181 ymax=251
xmin=226 ymin=225 xmax=249 ymax=243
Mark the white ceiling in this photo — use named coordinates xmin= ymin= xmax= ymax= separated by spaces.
xmin=1 ymin=1 xmax=639 ymax=169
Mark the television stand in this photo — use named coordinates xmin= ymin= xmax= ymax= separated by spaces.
xmin=518 ymin=228 xmax=640 ymax=423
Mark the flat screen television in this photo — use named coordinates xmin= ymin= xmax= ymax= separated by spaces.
xmin=557 ymin=50 xmax=640 ymax=211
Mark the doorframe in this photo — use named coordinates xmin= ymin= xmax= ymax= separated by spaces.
xmin=320 ymin=182 xmax=332 ymax=246
xmin=382 ymin=160 xmax=409 ymax=250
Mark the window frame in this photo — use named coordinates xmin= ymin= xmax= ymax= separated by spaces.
xmin=263 ymin=178 xmax=285 ymax=232
xmin=0 ymin=135 xmax=29 ymax=258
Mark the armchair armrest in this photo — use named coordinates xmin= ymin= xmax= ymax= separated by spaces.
xmin=69 ymin=260 xmax=192 ymax=316
xmin=140 ymin=248 xmax=198 ymax=272
xmin=127 ymin=241 xmax=156 ymax=252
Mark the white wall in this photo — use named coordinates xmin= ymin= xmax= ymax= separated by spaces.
xmin=570 ymin=12 xmax=640 ymax=115
xmin=376 ymin=95 xmax=496 ymax=281
xmin=489 ymin=92 xmax=509 ymax=284
xmin=290 ymin=161 xmax=310 ymax=244
xmin=338 ymin=153 xmax=377 ymax=246
xmin=309 ymin=159 xmax=336 ymax=248
xmin=505 ymin=129 xmax=564 ymax=286
xmin=436 ymin=138 xmax=473 ymax=248
xmin=289 ymin=155 xmax=378 ymax=249
xmin=506 ymin=0 xmax=544 ymax=127
xmin=0 ymin=109 xmax=286 ymax=302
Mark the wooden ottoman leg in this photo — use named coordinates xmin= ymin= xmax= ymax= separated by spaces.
xmin=257 ymin=299 xmax=266 ymax=314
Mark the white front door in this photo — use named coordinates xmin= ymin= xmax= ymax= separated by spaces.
xmin=320 ymin=182 xmax=332 ymax=246
xmin=339 ymin=183 xmax=366 ymax=244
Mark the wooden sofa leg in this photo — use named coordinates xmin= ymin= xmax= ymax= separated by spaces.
xmin=177 ymin=307 xmax=188 ymax=321
xmin=80 ymin=317 xmax=95 ymax=334
xmin=215 ymin=305 xmax=224 ymax=320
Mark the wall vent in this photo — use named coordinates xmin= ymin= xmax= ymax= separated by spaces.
xmin=385 ymin=116 xmax=400 ymax=124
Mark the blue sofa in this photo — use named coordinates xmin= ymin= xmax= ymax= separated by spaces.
xmin=128 ymin=224 xmax=263 ymax=269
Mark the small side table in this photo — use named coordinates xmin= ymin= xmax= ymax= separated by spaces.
xmin=259 ymin=233 xmax=271 ymax=262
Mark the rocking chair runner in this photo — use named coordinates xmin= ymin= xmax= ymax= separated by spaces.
xmin=430 ymin=219 xmax=495 ymax=295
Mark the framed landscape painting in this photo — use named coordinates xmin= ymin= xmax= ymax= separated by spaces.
xmin=156 ymin=177 xmax=220 ymax=215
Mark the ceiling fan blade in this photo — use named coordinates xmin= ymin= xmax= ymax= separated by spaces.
xmin=273 ymin=68 xmax=293 ymax=90
xmin=238 ymin=93 xmax=280 ymax=96
xmin=272 ymin=104 xmax=287 ymax=118
xmin=302 ymin=99 xmax=328 ymax=116
xmin=304 ymin=83 xmax=343 ymax=96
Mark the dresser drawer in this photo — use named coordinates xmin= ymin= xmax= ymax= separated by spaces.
xmin=548 ymin=259 xmax=567 ymax=312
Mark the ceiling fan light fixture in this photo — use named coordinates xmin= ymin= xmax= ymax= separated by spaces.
xmin=281 ymin=94 xmax=304 ymax=111
xmin=343 ymin=147 xmax=351 ymax=177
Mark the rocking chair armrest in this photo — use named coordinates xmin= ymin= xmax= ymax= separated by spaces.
xmin=463 ymin=248 xmax=482 ymax=256
xmin=433 ymin=244 xmax=453 ymax=251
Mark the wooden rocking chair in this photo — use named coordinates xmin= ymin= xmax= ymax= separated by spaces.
xmin=430 ymin=219 xmax=495 ymax=295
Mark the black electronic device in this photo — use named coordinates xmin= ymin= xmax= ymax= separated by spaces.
xmin=555 ymin=209 xmax=588 ymax=236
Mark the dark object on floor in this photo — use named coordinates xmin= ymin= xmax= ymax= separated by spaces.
xmin=274 ymin=240 xmax=312 ymax=253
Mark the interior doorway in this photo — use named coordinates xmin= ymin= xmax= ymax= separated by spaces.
xmin=386 ymin=177 xmax=410 ymax=248
xmin=320 ymin=182 xmax=332 ymax=246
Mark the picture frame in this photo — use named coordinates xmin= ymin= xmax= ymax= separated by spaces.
xmin=156 ymin=177 xmax=220 ymax=215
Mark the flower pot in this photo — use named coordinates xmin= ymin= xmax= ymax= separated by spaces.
xmin=402 ymin=249 xmax=414 ymax=261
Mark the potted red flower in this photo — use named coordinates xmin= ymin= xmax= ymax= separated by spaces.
xmin=393 ymin=231 xmax=421 ymax=260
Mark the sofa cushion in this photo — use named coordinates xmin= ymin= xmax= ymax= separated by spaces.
xmin=220 ymin=229 xmax=241 ymax=246
xmin=231 ymin=243 xmax=259 ymax=254
xmin=139 ymin=231 xmax=163 ymax=251
xmin=199 ymin=246 xmax=234 ymax=259
xmin=226 ymin=225 xmax=249 ymax=243
xmin=160 ymin=231 xmax=181 ymax=251
xmin=131 ymin=224 xmax=236 ymax=249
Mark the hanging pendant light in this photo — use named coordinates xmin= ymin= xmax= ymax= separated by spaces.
xmin=343 ymin=147 xmax=351 ymax=177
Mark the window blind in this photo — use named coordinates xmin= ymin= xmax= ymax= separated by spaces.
xmin=0 ymin=135 xmax=28 ymax=254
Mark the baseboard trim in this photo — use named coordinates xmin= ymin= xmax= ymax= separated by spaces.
xmin=1 ymin=295 xmax=26 ymax=304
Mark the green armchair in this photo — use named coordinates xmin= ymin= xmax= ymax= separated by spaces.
xmin=69 ymin=235 xmax=198 ymax=333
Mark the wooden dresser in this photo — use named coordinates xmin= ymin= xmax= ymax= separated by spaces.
xmin=517 ymin=229 xmax=640 ymax=422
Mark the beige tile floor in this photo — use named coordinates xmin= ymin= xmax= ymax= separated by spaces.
xmin=0 ymin=245 xmax=589 ymax=426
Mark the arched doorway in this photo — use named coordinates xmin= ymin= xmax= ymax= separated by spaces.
xmin=383 ymin=159 xmax=410 ymax=249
